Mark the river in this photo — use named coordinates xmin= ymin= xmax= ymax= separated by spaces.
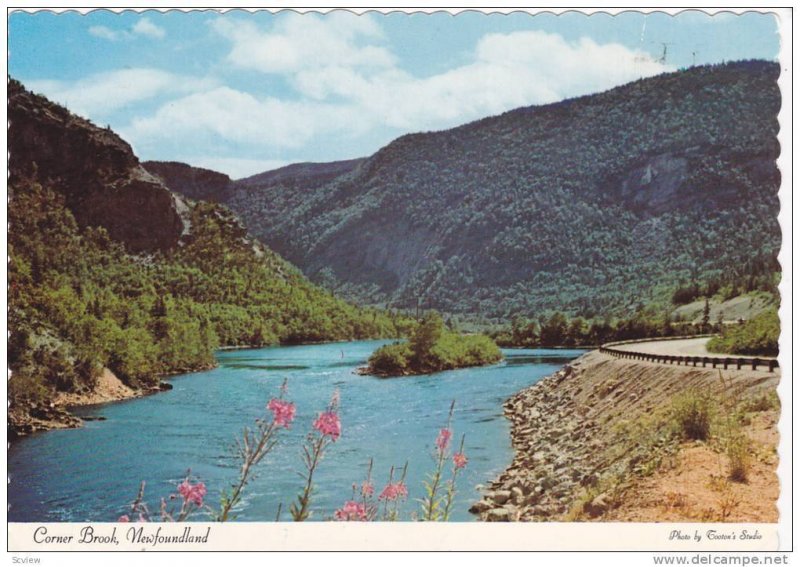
xmin=8 ymin=340 xmax=584 ymax=522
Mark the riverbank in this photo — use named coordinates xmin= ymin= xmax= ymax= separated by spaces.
xmin=471 ymin=350 xmax=780 ymax=522
xmin=8 ymin=363 xmax=215 ymax=439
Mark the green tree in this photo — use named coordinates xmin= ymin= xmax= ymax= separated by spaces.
xmin=540 ymin=312 xmax=568 ymax=346
xmin=410 ymin=312 xmax=444 ymax=367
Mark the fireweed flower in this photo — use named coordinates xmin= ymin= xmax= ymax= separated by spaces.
xmin=436 ymin=428 xmax=452 ymax=452
xmin=267 ymin=398 xmax=296 ymax=428
xmin=334 ymin=501 xmax=368 ymax=521
xmin=361 ymin=481 xmax=375 ymax=498
xmin=378 ymin=481 xmax=408 ymax=501
xmin=313 ymin=411 xmax=341 ymax=441
xmin=453 ymin=452 xmax=468 ymax=470
xmin=178 ymin=479 xmax=207 ymax=507
xmin=118 ymin=515 xmax=130 ymax=522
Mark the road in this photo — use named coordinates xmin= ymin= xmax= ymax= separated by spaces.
xmin=614 ymin=337 xmax=713 ymax=356
xmin=612 ymin=337 xmax=777 ymax=360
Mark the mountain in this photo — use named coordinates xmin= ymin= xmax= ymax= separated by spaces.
xmin=156 ymin=61 xmax=780 ymax=319
xmin=9 ymin=80 xmax=185 ymax=253
xmin=8 ymin=80 xmax=404 ymax=431
xmin=142 ymin=160 xmax=233 ymax=203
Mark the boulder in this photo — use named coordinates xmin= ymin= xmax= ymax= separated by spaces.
xmin=486 ymin=508 xmax=511 ymax=522
xmin=492 ymin=490 xmax=512 ymax=505
xmin=469 ymin=500 xmax=493 ymax=514
xmin=583 ymin=493 xmax=611 ymax=518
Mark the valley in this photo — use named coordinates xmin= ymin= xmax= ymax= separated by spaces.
xmin=7 ymin=59 xmax=783 ymax=525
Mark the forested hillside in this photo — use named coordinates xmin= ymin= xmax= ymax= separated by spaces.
xmin=8 ymin=80 xmax=404 ymax=415
xmin=168 ymin=61 xmax=780 ymax=320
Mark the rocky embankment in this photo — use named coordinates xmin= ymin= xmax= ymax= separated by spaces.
xmin=471 ymin=350 xmax=779 ymax=521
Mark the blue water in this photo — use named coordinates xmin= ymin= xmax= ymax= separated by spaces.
xmin=8 ymin=341 xmax=584 ymax=522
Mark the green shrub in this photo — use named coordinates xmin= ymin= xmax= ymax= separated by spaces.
xmin=368 ymin=342 xmax=413 ymax=375
xmin=671 ymin=390 xmax=714 ymax=441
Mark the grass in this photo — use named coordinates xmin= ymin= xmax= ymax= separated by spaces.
xmin=706 ymin=475 xmax=743 ymax=521
xmin=726 ymin=434 xmax=751 ymax=483
xmin=671 ymin=389 xmax=714 ymax=441
xmin=741 ymin=390 xmax=780 ymax=413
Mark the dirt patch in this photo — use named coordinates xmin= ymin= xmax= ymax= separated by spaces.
xmin=606 ymin=410 xmax=779 ymax=522
xmin=55 ymin=368 xmax=137 ymax=406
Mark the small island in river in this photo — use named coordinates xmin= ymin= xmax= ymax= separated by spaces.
xmin=360 ymin=313 xmax=503 ymax=377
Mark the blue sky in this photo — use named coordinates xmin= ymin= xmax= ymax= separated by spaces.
xmin=9 ymin=9 xmax=781 ymax=179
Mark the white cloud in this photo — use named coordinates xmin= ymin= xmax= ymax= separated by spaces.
xmin=27 ymin=68 xmax=214 ymax=118
xmin=205 ymin=23 xmax=672 ymax=138
xmin=291 ymin=30 xmax=671 ymax=131
xmin=89 ymin=25 xmax=121 ymax=41
xmin=211 ymin=12 xmax=394 ymax=74
xmin=132 ymin=19 xmax=166 ymax=39
xmin=88 ymin=18 xmax=166 ymax=41
xmin=125 ymin=86 xmax=365 ymax=151
xmin=118 ymin=28 xmax=672 ymax=177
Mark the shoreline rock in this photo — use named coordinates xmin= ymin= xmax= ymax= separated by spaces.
xmin=470 ymin=360 xmax=596 ymax=521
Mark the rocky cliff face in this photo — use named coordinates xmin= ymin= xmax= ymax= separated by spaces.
xmin=143 ymin=160 xmax=233 ymax=203
xmin=9 ymin=80 xmax=185 ymax=253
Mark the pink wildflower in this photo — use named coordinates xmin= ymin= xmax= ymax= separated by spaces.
xmin=453 ymin=452 xmax=468 ymax=470
xmin=378 ymin=481 xmax=409 ymax=501
xmin=361 ymin=481 xmax=375 ymax=498
xmin=118 ymin=515 xmax=130 ymax=522
xmin=137 ymin=513 xmax=148 ymax=522
xmin=267 ymin=398 xmax=296 ymax=428
xmin=178 ymin=479 xmax=207 ymax=507
xmin=436 ymin=428 xmax=452 ymax=452
xmin=334 ymin=500 xmax=368 ymax=521
xmin=313 ymin=411 xmax=341 ymax=441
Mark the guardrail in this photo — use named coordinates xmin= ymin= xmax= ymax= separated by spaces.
xmin=599 ymin=336 xmax=779 ymax=372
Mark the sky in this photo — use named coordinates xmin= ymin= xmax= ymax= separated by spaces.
xmin=8 ymin=9 xmax=781 ymax=179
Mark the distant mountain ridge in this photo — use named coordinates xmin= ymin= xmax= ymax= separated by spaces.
xmin=147 ymin=60 xmax=782 ymax=319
